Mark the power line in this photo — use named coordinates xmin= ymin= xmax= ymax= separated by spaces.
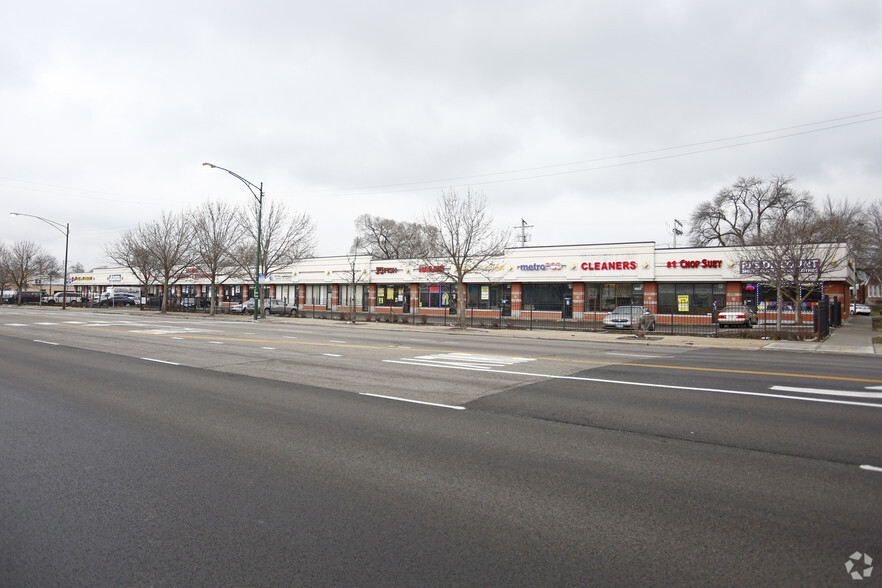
xmin=290 ymin=110 xmax=882 ymax=197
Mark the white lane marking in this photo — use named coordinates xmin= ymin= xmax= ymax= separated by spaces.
xmin=283 ymin=336 xmax=298 ymax=339
xmin=63 ymin=321 xmax=86 ymax=324
xmin=385 ymin=361 xmax=882 ymax=409
xmin=33 ymin=340 xmax=59 ymax=346
xmin=867 ymin=386 xmax=882 ymax=391
xmin=5 ymin=323 xmax=27 ymax=327
xmin=329 ymin=340 xmax=347 ymax=343
xmin=208 ymin=341 xmax=224 ymax=345
xmin=171 ymin=337 xmax=184 ymax=340
xmin=323 ymin=353 xmax=342 ymax=357
xmin=860 ymin=465 xmax=882 ymax=473
xmin=770 ymin=386 xmax=882 ymax=399
xmin=141 ymin=358 xmax=180 ymax=365
xmin=605 ymin=352 xmax=668 ymax=359
xmin=35 ymin=322 xmax=57 ymax=325
xmin=359 ymin=393 xmax=466 ymax=410
xmin=262 ymin=347 xmax=276 ymax=350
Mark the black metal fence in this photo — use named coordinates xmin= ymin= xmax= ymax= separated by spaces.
xmin=91 ymin=298 xmax=829 ymax=340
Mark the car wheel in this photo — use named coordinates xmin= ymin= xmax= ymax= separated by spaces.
xmin=264 ymin=308 xmax=270 ymax=318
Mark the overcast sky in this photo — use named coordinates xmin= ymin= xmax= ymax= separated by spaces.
xmin=2 ymin=1 xmax=880 ymax=271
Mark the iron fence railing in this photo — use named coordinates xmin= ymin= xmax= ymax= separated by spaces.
xmin=90 ymin=299 xmax=831 ymax=340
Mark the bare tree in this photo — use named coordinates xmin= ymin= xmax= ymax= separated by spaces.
xmin=333 ymin=237 xmax=371 ymax=323
xmin=191 ymin=200 xmax=244 ymax=316
xmin=0 ymin=243 xmax=12 ymax=301
xmin=689 ymin=176 xmax=813 ymax=246
xmin=105 ymin=229 xmax=159 ymax=305
xmin=422 ymin=188 xmax=509 ymax=328
xmin=69 ymin=261 xmax=86 ymax=274
xmin=140 ymin=211 xmax=196 ymax=313
xmin=740 ymin=209 xmax=845 ymax=331
xmin=33 ymin=253 xmax=61 ymax=297
xmin=6 ymin=241 xmax=48 ymax=305
xmin=234 ymin=199 xmax=316 ymax=313
xmin=354 ymin=214 xmax=439 ymax=259
xmin=861 ymin=201 xmax=882 ymax=283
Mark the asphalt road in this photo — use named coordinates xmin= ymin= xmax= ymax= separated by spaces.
xmin=1 ymin=307 xmax=880 ymax=585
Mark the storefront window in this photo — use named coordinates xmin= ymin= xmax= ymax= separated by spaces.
xmin=522 ymin=283 xmax=573 ymax=311
xmin=658 ymin=283 xmax=724 ymax=313
xmin=466 ymin=284 xmax=510 ymax=309
xmin=419 ymin=283 xmax=454 ymax=308
xmin=376 ymin=284 xmax=407 ymax=307
xmin=339 ymin=284 xmax=364 ymax=309
xmin=585 ymin=283 xmax=643 ymax=311
xmin=305 ymin=284 xmax=328 ymax=306
xmin=742 ymin=283 xmax=824 ymax=311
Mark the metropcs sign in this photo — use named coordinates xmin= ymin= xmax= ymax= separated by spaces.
xmin=518 ymin=262 xmax=564 ymax=271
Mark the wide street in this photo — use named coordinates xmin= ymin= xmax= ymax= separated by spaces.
xmin=1 ymin=306 xmax=880 ymax=585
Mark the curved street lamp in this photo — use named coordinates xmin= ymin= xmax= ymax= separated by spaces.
xmin=10 ymin=212 xmax=70 ymax=310
xmin=203 ymin=162 xmax=264 ymax=320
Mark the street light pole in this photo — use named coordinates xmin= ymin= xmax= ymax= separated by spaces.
xmin=10 ymin=212 xmax=70 ymax=310
xmin=202 ymin=163 xmax=264 ymax=320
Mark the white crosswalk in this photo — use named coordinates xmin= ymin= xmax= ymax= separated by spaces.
xmin=384 ymin=352 xmax=535 ymax=371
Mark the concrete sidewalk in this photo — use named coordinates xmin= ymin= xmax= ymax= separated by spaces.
xmin=763 ymin=315 xmax=879 ymax=356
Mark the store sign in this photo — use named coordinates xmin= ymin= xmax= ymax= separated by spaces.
xmin=419 ymin=265 xmax=445 ymax=273
xmin=72 ymin=276 xmax=93 ymax=281
xmin=108 ymin=274 xmax=122 ymax=282
xmin=518 ymin=262 xmax=563 ymax=271
xmin=666 ymin=259 xmax=723 ymax=269
xmin=740 ymin=259 xmax=820 ymax=274
xmin=678 ymin=295 xmax=690 ymax=312
xmin=581 ymin=260 xmax=637 ymax=271
xmin=375 ymin=267 xmax=398 ymax=275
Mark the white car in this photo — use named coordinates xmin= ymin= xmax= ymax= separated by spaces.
xmin=850 ymin=303 xmax=872 ymax=315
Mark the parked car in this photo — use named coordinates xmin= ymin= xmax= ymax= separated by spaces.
xmin=717 ymin=305 xmax=758 ymax=328
xmin=850 ymin=303 xmax=871 ymax=316
xmin=602 ymin=305 xmax=656 ymax=331
xmin=98 ymin=294 xmax=137 ymax=307
xmin=263 ymin=299 xmax=297 ymax=317
xmin=232 ymin=299 xmax=295 ymax=316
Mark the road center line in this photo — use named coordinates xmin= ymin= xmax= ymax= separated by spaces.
xmin=359 ymin=393 xmax=466 ymax=410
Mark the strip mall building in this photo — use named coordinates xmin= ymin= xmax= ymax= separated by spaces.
xmin=69 ymin=241 xmax=856 ymax=320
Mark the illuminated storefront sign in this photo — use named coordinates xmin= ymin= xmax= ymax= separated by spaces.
xmin=580 ymin=260 xmax=637 ymax=271
xmin=739 ymin=259 xmax=819 ymax=274
xmin=419 ymin=265 xmax=445 ymax=273
xmin=375 ymin=267 xmax=398 ymax=275
xmin=666 ymin=259 xmax=723 ymax=269
xmin=518 ymin=262 xmax=563 ymax=271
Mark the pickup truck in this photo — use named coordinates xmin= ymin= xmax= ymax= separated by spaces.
xmin=54 ymin=291 xmax=83 ymax=304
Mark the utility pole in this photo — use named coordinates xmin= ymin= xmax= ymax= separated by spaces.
xmin=672 ymin=219 xmax=683 ymax=248
xmin=514 ymin=218 xmax=533 ymax=247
